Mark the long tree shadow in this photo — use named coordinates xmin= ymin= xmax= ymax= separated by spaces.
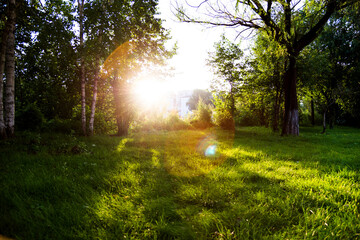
xmin=1 ymin=129 xmax=359 ymax=239
xmin=234 ymin=127 xmax=360 ymax=171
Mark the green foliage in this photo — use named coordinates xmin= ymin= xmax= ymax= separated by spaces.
xmin=297 ymin=4 xmax=360 ymax=128
xmin=43 ymin=118 xmax=81 ymax=134
xmin=187 ymin=89 xmax=213 ymax=111
xmin=16 ymin=104 xmax=45 ymax=131
xmin=132 ymin=112 xmax=192 ymax=132
xmin=213 ymin=109 xmax=234 ymax=130
xmin=1 ymin=128 xmax=360 ymax=239
xmin=208 ymin=35 xmax=244 ymax=93
xmin=12 ymin=0 xmax=173 ymax=136
xmin=191 ymin=99 xmax=213 ymax=129
xmin=239 ymin=32 xmax=285 ymax=130
xmin=93 ymin=111 xmax=117 ymax=135
xmin=165 ymin=112 xmax=193 ymax=131
xmin=212 ymin=94 xmax=235 ymax=130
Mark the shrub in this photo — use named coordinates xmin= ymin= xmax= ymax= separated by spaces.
xmin=132 ymin=112 xmax=193 ymax=132
xmin=44 ymin=118 xmax=81 ymax=134
xmin=191 ymin=99 xmax=213 ymax=129
xmin=212 ymin=93 xmax=235 ymax=130
xmin=94 ymin=112 xmax=117 ymax=134
xmin=213 ymin=109 xmax=235 ymax=130
xmin=16 ymin=104 xmax=45 ymax=131
xmin=165 ymin=112 xmax=193 ymax=130
xmin=237 ymin=109 xmax=261 ymax=126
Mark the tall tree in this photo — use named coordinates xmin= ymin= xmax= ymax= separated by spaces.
xmin=245 ymin=32 xmax=286 ymax=131
xmin=0 ymin=1 xmax=12 ymax=138
xmin=208 ymin=35 xmax=244 ymax=118
xmin=187 ymin=89 xmax=213 ymax=111
xmin=298 ymin=3 xmax=360 ymax=130
xmin=15 ymin=0 xmax=77 ymax=121
xmin=93 ymin=0 xmax=173 ymax=136
xmin=3 ymin=0 xmax=16 ymax=137
xmin=78 ymin=0 xmax=86 ymax=135
xmin=86 ymin=0 xmax=105 ymax=136
xmin=177 ymin=0 xmax=358 ymax=135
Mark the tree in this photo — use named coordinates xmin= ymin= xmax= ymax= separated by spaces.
xmin=0 ymin=1 xmax=11 ymax=138
xmin=15 ymin=0 xmax=77 ymax=121
xmin=0 ymin=0 xmax=16 ymax=138
xmin=77 ymin=0 xmax=86 ymax=135
xmin=85 ymin=0 xmax=105 ymax=136
xmin=98 ymin=0 xmax=173 ymax=136
xmin=177 ymin=0 xmax=358 ymax=135
xmin=187 ymin=89 xmax=213 ymax=111
xmin=244 ymin=32 xmax=286 ymax=131
xmin=298 ymin=3 xmax=360 ymax=131
xmin=208 ymin=35 xmax=244 ymax=118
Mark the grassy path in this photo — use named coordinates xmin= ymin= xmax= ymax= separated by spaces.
xmin=0 ymin=127 xmax=359 ymax=239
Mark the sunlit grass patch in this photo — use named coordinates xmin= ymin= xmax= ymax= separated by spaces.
xmin=1 ymin=126 xmax=360 ymax=239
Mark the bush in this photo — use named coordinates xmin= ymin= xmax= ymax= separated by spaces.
xmin=132 ymin=112 xmax=193 ymax=132
xmin=237 ymin=109 xmax=261 ymax=126
xmin=94 ymin=112 xmax=117 ymax=134
xmin=44 ymin=118 xmax=81 ymax=134
xmin=165 ymin=112 xmax=193 ymax=130
xmin=213 ymin=109 xmax=235 ymax=130
xmin=191 ymin=99 xmax=213 ymax=129
xmin=16 ymin=104 xmax=45 ymax=131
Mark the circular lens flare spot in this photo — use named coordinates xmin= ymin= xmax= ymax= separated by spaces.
xmin=205 ymin=144 xmax=217 ymax=157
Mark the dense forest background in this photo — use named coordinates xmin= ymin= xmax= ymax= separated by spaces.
xmin=0 ymin=0 xmax=359 ymax=139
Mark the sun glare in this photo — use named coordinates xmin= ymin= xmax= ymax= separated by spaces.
xmin=132 ymin=78 xmax=172 ymax=110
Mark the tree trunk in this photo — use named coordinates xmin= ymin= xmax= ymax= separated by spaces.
xmin=88 ymin=61 xmax=99 ymax=136
xmin=78 ymin=0 xmax=86 ymax=136
xmin=88 ymin=4 xmax=104 ymax=136
xmin=112 ymin=73 xmax=130 ymax=136
xmin=0 ymin=4 xmax=11 ymax=139
xmin=281 ymin=56 xmax=299 ymax=136
xmin=229 ymin=82 xmax=235 ymax=118
xmin=329 ymin=105 xmax=334 ymax=129
xmin=272 ymin=83 xmax=281 ymax=132
xmin=310 ymin=96 xmax=315 ymax=126
xmin=4 ymin=0 xmax=16 ymax=138
xmin=321 ymin=110 xmax=326 ymax=134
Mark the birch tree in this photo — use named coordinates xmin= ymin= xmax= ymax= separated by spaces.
xmin=78 ymin=0 xmax=86 ymax=135
xmin=0 ymin=3 xmax=11 ymax=139
xmin=1 ymin=0 xmax=16 ymax=138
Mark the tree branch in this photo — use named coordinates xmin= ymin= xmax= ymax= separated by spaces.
xmin=295 ymin=1 xmax=337 ymax=53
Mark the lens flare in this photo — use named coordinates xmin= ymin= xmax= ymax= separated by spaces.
xmin=197 ymin=134 xmax=219 ymax=158
xmin=205 ymin=144 xmax=217 ymax=157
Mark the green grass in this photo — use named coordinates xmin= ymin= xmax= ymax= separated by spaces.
xmin=0 ymin=127 xmax=360 ymax=239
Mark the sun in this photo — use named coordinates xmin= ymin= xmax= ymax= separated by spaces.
xmin=131 ymin=77 xmax=173 ymax=111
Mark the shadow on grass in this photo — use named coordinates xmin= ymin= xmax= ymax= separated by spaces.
xmin=1 ymin=128 xmax=359 ymax=239
xmin=233 ymin=126 xmax=360 ymax=171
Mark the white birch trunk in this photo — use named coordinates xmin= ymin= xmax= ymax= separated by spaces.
xmin=0 ymin=14 xmax=9 ymax=139
xmin=78 ymin=0 xmax=86 ymax=135
xmin=88 ymin=57 xmax=99 ymax=135
xmin=4 ymin=0 xmax=16 ymax=137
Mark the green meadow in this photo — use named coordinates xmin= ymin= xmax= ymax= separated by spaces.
xmin=1 ymin=127 xmax=360 ymax=239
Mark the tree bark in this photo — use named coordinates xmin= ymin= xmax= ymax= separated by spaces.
xmin=272 ymin=84 xmax=280 ymax=132
xmin=112 ymin=72 xmax=130 ymax=136
xmin=310 ymin=96 xmax=315 ymax=126
xmin=4 ymin=0 xmax=16 ymax=138
xmin=229 ymin=82 xmax=235 ymax=118
xmin=0 ymin=4 xmax=11 ymax=139
xmin=88 ymin=56 xmax=99 ymax=136
xmin=321 ymin=110 xmax=326 ymax=134
xmin=281 ymin=56 xmax=299 ymax=136
xmin=329 ymin=105 xmax=335 ymax=129
xmin=78 ymin=0 xmax=86 ymax=136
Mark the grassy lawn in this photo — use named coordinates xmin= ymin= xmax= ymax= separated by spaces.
xmin=1 ymin=127 xmax=360 ymax=239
